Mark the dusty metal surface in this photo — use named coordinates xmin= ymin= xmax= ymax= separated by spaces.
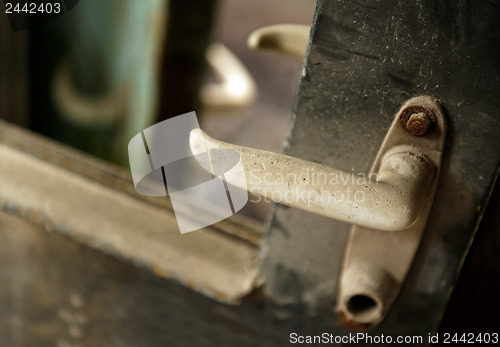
xmin=0 ymin=119 xmax=262 ymax=304
xmin=0 ymin=210 xmax=287 ymax=347
xmin=261 ymin=0 xmax=500 ymax=338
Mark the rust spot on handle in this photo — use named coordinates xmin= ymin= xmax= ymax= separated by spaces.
xmin=399 ymin=105 xmax=436 ymax=136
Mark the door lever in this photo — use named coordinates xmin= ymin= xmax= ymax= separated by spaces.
xmin=191 ymin=96 xmax=446 ymax=327
xmin=190 ymin=96 xmax=446 ymax=232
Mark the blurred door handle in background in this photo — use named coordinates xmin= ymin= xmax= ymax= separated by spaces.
xmin=247 ymin=24 xmax=311 ymax=61
xmin=201 ymin=23 xmax=312 ymax=108
xmin=191 ymin=95 xmax=447 ymax=326
xmin=201 ymin=43 xmax=257 ymax=109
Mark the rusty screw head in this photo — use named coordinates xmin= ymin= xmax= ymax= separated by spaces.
xmin=399 ymin=105 xmax=435 ymax=136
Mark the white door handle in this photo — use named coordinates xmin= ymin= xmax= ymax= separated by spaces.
xmin=191 ymin=96 xmax=446 ymax=328
xmin=190 ymin=96 xmax=446 ymax=232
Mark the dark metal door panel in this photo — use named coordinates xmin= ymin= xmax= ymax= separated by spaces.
xmin=262 ymin=0 xmax=500 ymax=337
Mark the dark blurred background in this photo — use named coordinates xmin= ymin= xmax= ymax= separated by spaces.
xmin=0 ymin=0 xmax=316 ymax=221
